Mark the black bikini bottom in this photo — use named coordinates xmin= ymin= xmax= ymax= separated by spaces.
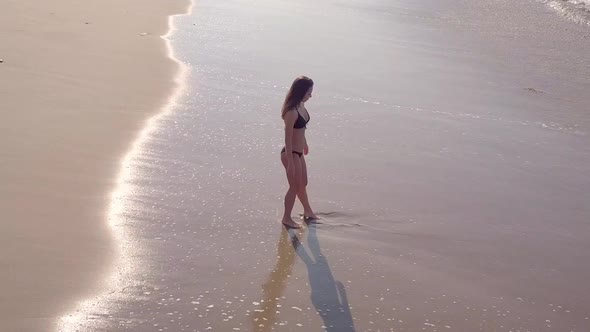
xmin=281 ymin=147 xmax=303 ymax=157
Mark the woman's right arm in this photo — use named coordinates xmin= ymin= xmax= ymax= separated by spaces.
xmin=283 ymin=109 xmax=297 ymax=166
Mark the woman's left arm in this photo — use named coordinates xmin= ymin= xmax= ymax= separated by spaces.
xmin=303 ymin=136 xmax=309 ymax=155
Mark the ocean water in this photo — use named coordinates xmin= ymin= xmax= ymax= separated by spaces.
xmin=60 ymin=0 xmax=590 ymax=331
xmin=541 ymin=0 xmax=590 ymax=25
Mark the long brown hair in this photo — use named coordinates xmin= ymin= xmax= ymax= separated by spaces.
xmin=281 ymin=76 xmax=314 ymax=118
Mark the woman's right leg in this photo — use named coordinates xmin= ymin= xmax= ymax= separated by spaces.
xmin=281 ymin=151 xmax=302 ymax=228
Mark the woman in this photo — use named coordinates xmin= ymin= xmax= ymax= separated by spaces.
xmin=280 ymin=76 xmax=319 ymax=229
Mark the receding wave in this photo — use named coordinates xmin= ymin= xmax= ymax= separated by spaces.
xmin=56 ymin=2 xmax=193 ymax=331
xmin=540 ymin=0 xmax=590 ymax=26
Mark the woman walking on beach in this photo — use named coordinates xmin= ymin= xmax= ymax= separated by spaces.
xmin=280 ymin=76 xmax=319 ymax=229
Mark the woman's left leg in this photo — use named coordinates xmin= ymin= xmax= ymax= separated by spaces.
xmin=297 ymin=155 xmax=318 ymax=220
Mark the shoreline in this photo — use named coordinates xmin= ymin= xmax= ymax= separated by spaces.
xmin=57 ymin=3 xmax=193 ymax=330
xmin=0 ymin=0 xmax=191 ymax=331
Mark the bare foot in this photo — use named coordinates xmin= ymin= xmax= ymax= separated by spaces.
xmin=281 ymin=218 xmax=302 ymax=229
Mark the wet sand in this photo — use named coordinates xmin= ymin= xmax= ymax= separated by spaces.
xmin=0 ymin=0 xmax=188 ymax=330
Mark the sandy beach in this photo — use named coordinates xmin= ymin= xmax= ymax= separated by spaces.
xmin=3 ymin=0 xmax=590 ymax=331
xmin=0 ymin=1 xmax=188 ymax=330
xmin=47 ymin=0 xmax=590 ymax=331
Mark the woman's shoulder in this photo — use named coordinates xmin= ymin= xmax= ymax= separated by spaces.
xmin=282 ymin=107 xmax=298 ymax=120
xmin=283 ymin=106 xmax=300 ymax=115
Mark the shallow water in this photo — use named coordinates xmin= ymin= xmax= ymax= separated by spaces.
xmin=61 ymin=0 xmax=590 ymax=331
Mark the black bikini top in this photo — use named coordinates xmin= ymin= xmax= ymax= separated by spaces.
xmin=293 ymin=108 xmax=310 ymax=129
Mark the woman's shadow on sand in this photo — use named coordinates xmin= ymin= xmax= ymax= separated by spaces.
xmin=253 ymin=224 xmax=355 ymax=332
xmin=291 ymin=223 xmax=356 ymax=332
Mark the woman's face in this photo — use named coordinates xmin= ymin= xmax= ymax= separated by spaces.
xmin=303 ymin=86 xmax=313 ymax=102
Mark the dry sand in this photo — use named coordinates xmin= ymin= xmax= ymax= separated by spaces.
xmin=0 ymin=0 xmax=188 ymax=330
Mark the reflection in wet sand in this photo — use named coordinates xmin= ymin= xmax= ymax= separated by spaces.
xmin=252 ymin=228 xmax=297 ymax=331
